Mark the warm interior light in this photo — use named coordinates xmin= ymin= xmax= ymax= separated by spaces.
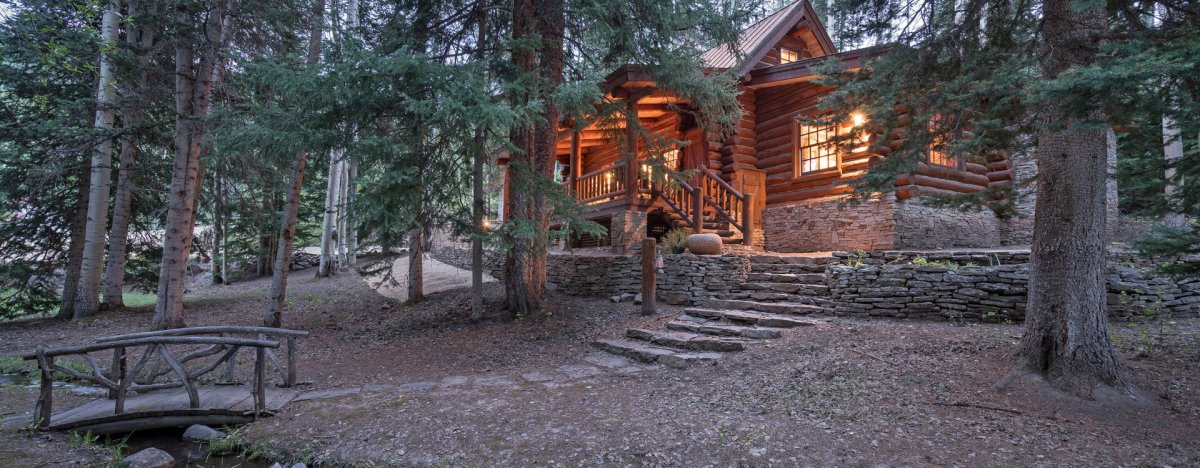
xmin=851 ymin=112 xmax=866 ymax=127
xmin=482 ymin=219 xmax=491 ymax=230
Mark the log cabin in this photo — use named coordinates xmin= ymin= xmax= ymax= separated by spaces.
xmin=498 ymin=0 xmax=1035 ymax=253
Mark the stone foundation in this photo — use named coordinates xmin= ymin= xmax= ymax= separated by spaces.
xmin=892 ymin=202 xmax=1001 ymax=249
xmin=762 ymin=195 xmax=896 ymax=252
xmin=609 ymin=210 xmax=647 ymax=255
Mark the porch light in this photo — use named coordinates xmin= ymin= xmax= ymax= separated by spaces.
xmin=851 ymin=112 xmax=866 ymax=127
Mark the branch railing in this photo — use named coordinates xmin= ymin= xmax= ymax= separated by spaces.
xmin=21 ymin=326 xmax=308 ymax=429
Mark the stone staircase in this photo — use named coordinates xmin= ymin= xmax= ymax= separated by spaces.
xmin=591 ymin=254 xmax=836 ymax=368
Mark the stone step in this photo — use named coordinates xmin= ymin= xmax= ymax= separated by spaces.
xmin=750 ymin=255 xmax=837 ymax=266
xmin=667 ymin=316 xmax=783 ymax=339
xmin=625 ymin=328 xmax=747 ymax=352
xmin=739 ymin=282 xmax=830 ymax=295
xmin=684 ymin=308 xmax=820 ymax=328
xmin=718 ymin=292 xmax=833 ymax=306
xmin=745 ymin=272 xmax=827 ymax=284
xmin=591 ymin=339 xmax=721 ymax=369
xmin=749 ymin=263 xmax=830 ymax=274
xmin=704 ymin=298 xmax=826 ymax=315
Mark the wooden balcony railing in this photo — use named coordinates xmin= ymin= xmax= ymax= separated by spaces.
xmin=575 ymin=161 xmax=626 ymax=204
xmin=699 ymin=168 xmax=754 ymax=245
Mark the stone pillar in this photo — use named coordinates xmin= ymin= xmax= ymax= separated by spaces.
xmin=610 ymin=210 xmax=647 ymax=255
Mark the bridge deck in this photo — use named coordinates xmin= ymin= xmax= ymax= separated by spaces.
xmin=41 ymin=385 xmax=301 ymax=434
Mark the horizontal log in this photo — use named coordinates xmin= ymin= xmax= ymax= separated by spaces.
xmin=97 ymin=326 xmax=309 ymax=342
xmin=988 ymin=180 xmax=1012 ymax=190
xmin=721 ymin=154 xmax=758 ymax=166
xmin=988 ymin=169 xmax=1013 ymax=182
xmin=964 ymin=162 xmax=988 ymax=175
xmin=987 ymin=160 xmax=1011 ymax=171
xmin=719 ymin=144 xmax=757 ymax=157
xmin=916 ymin=162 xmax=990 ymax=186
xmin=913 ymin=174 xmax=984 ymax=193
xmin=23 ymin=336 xmax=281 ymax=360
xmin=766 ymin=184 xmax=853 ymax=205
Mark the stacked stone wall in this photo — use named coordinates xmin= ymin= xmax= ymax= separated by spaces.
xmin=828 ymin=262 xmax=1200 ymax=322
xmin=892 ymin=202 xmax=1002 ymax=249
xmin=762 ymin=195 xmax=896 ymax=252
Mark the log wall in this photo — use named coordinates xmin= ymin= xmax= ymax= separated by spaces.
xmin=579 ymin=113 xmax=681 ymax=176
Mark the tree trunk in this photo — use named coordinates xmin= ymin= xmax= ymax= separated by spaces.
xmin=407 ymin=219 xmax=424 ymax=305
xmin=317 ymin=149 xmax=342 ymax=277
xmin=265 ymin=0 xmax=324 ymax=327
xmin=211 ymin=168 xmax=225 ymax=285
xmin=152 ymin=0 xmax=229 ymax=330
xmin=503 ymin=0 xmax=563 ymax=319
xmin=336 ymin=158 xmax=348 ymax=269
xmin=59 ymin=167 xmax=91 ymax=320
xmin=72 ymin=0 xmax=121 ymax=320
xmin=470 ymin=8 xmax=489 ymax=322
xmin=103 ymin=0 xmax=155 ymax=310
xmin=347 ymin=156 xmax=358 ymax=267
xmin=1009 ymin=0 xmax=1133 ymax=397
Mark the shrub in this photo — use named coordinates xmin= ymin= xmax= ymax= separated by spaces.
xmin=660 ymin=228 xmax=693 ymax=254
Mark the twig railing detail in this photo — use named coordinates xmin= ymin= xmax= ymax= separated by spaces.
xmin=21 ymin=326 xmax=308 ymax=429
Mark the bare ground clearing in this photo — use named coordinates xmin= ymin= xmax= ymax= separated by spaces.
xmin=1 ymin=257 xmax=1197 ymax=466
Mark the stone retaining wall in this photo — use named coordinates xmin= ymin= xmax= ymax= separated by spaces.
xmin=828 ymin=263 xmax=1200 ymax=322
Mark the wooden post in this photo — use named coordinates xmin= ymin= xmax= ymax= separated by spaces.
xmin=641 ymin=238 xmax=657 ymax=315
xmin=691 ymin=182 xmax=704 ymax=233
xmin=286 ymin=336 xmax=297 ymax=388
xmin=254 ymin=345 xmax=266 ymax=414
xmin=625 ymin=97 xmax=639 ymax=202
xmin=571 ymin=130 xmax=581 ymax=194
xmin=34 ymin=350 xmax=52 ymax=428
xmin=114 ymin=348 xmax=129 ymax=414
xmin=743 ymin=193 xmax=754 ymax=246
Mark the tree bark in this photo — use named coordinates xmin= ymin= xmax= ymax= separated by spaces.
xmin=73 ymin=0 xmax=121 ymax=319
xmin=503 ymin=0 xmax=563 ymax=319
xmin=1009 ymin=0 xmax=1133 ymax=397
xmin=265 ymin=0 xmax=324 ymax=327
xmin=470 ymin=8 xmax=489 ymax=322
xmin=103 ymin=0 xmax=156 ymax=309
xmin=317 ymin=149 xmax=342 ymax=277
xmin=347 ymin=156 xmax=358 ymax=267
xmin=407 ymin=218 xmax=424 ymax=305
xmin=152 ymin=0 xmax=230 ymax=329
xmin=59 ymin=167 xmax=91 ymax=320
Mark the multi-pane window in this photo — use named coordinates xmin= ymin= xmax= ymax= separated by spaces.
xmin=780 ymin=47 xmax=800 ymax=64
xmin=795 ymin=122 xmax=838 ymax=176
xmin=927 ymin=116 xmax=960 ymax=168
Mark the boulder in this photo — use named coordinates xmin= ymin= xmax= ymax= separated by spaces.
xmin=121 ymin=448 xmax=175 ymax=468
xmin=182 ymin=424 xmax=224 ymax=443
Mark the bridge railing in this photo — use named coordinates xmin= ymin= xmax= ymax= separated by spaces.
xmin=21 ymin=326 xmax=308 ymax=429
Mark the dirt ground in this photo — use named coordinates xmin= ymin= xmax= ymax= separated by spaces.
xmin=1 ymin=256 xmax=1198 ymax=466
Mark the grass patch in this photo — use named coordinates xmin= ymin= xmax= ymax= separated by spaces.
xmin=0 ymin=355 xmax=31 ymax=374
xmin=121 ymin=291 xmax=157 ymax=309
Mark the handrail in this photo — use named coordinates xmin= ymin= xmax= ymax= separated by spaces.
xmin=21 ymin=331 xmax=304 ymax=429
xmin=701 ymin=168 xmax=747 ymax=201
xmin=577 ymin=160 xmax=625 ymax=181
xmin=575 ymin=161 xmax=626 ymax=204
xmin=698 ymin=168 xmax=755 ymax=246
xmin=96 ymin=326 xmax=309 ymax=342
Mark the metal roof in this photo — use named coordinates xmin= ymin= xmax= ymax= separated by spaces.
xmin=700 ymin=0 xmax=836 ymax=78
xmin=700 ymin=1 xmax=805 ymax=70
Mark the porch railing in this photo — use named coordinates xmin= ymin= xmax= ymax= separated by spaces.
xmin=698 ymin=168 xmax=754 ymax=246
xmin=575 ymin=161 xmax=626 ymax=204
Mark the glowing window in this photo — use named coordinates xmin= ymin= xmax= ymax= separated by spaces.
xmin=795 ymin=122 xmax=838 ymax=175
xmin=928 ymin=117 xmax=960 ymax=168
xmin=780 ymin=47 xmax=800 ymax=64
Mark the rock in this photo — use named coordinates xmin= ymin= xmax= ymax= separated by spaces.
xmin=633 ymin=293 xmax=643 ymax=305
xmin=122 ymin=448 xmax=175 ymax=468
xmin=182 ymin=424 xmax=224 ymax=443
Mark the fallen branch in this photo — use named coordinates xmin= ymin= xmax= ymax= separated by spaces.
xmin=930 ymin=401 xmax=1024 ymax=415
xmin=849 ymin=348 xmax=887 ymax=363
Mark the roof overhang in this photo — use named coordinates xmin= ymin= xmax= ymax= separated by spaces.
xmin=744 ymin=45 xmax=888 ymax=89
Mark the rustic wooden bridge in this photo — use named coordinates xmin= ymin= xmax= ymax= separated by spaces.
xmin=18 ymin=326 xmax=309 ymax=434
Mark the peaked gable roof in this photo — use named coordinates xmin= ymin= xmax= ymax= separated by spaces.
xmin=700 ymin=0 xmax=837 ymax=78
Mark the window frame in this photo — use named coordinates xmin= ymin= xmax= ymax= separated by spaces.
xmin=779 ymin=47 xmax=800 ymax=64
xmin=791 ymin=119 xmax=843 ymax=178
xmin=926 ymin=116 xmax=963 ymax=170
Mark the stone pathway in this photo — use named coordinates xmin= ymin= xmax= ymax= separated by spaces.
xmin=590 ymin=254 xmax=836 ymax=367
xmin=294 ymin=352 xmax=661 ymax=402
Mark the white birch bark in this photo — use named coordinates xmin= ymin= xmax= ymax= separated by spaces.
xmin=317 ymin=149 xmax=343 ymax=277
xmin=72 ymin=0 xmax=121 ymax=319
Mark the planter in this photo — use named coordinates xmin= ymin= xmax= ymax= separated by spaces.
xmin=686 ymin=233 xmax=723 ymax=255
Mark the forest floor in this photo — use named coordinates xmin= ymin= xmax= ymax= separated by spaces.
xmin=0 ymin=255 xmax=1198 ymax=466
